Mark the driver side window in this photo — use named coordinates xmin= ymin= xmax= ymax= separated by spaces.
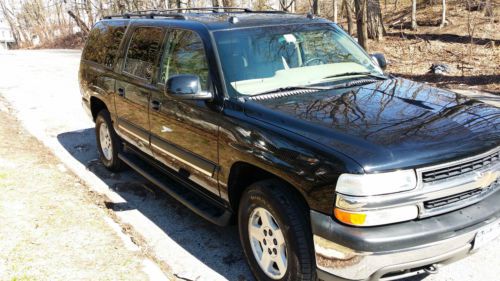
xmin=160 ymin=29 xmax=209 ymax=90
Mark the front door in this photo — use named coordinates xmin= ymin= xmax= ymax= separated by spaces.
xmin=149 ymin=28 xmax=220 ymax=196
xmin=115 ymin=26 xmax=165 ymax=155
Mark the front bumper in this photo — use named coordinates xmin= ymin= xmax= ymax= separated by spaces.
xmin=311 ymin=188 xmax=500 ymax=281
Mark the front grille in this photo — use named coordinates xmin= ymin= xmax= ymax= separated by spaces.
xmin=424 ymin=179 xmax=498 ymax=211
xmin=422 ymin=150 xmax=499 ymax=183
xmin=424 ymin=188 xmax=483 ymax=209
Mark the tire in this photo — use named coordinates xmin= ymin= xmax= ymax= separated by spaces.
xmin=238 ymin=179 xmax=316 ymax=281
xmin=95 ymin=109 xmax=124 ymax=172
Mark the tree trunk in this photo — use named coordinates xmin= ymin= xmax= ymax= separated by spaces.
xmin=67 ymin=10 xmax=90 ymax=36
xmin=177 ymin=0 xmax=188 ymax=9
xmin=312 ymin=0 xmax=320 ymax=15
xmin=440 ymin=0 xmax=446 ymax=27
xmin=484 ymin=0 xmax=494 ymax=19
xmin=84 ymin=0 xmax=94 ymax=27
xmin=411 ymin=0 xmax=418 ymax=30
xmin=354 ymin=0 xmax=368 ymax=50
xmin=333 ymin=0 xmax=338 ymax=22
xmin=367 ymin=0 xmax=385 ymax=40
xmin=0 ymin=0 xmax=22 ymax=45
xmin=280 ymin=0 xmax=296 ymax=12
xmin=343 ymin=0 xmax=355 ymax=35
xmin=212 ymin=0 xmax=223 ymax=7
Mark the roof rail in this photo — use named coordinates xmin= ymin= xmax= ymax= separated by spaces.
xmin=102 ymin=12 xmax=187 ymax=20
xmin=154 ymin=7 xmax=254 ymax=13
xmin=152 ymin=7 xmax=288 ymax=14
xmin=102 ymin=7 xmax=288 ymax=20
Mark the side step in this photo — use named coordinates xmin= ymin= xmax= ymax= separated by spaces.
xmin=118 ymin=152 xmax=233 ymax=226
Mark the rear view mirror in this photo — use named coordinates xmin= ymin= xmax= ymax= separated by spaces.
xmin=165 ymin=74 xmax=213 ymax=101
xmin=371 ymin=53 xmax=387 ymax=70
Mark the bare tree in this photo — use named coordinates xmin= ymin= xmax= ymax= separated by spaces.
xmin=367 ymin=0 xmax=385 ymax=40
xmin=312 ymin=0 xmax=320 ymax=15
xmin=342 ymin=0 xmax=355 ymax=35
xmin=440 ymin=0 xmax=446 ymax=27
xmin=67 ymin=10 xmax=89 ymax=36
xmin=354 ymin=0 xmax=368 ymax=49
xmin=212 ymin=0 xmax=223 ymax=7
xmin=484 ymin=0 xmax=494 ymax=19
xmin=333 ymin=0 xmax=338 ymax=22
xmin=411 ymin=0 xmax=417 ymax=30
xmin=280 ymin=0 xmax=296 ymax=12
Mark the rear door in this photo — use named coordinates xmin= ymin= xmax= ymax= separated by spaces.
xmin=114 ymin=26 xmax=166 ymax=155
xmin=149 ymin=28 xmax=220 ymax=196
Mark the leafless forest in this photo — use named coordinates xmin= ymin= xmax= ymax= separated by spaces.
xmin=1 ymin=0 xmax=499 ymax=92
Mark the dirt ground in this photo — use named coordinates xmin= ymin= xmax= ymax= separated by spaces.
xmin=0 ymin=102 xmax=151 ymax=281
xmin=368 ymin=0 xmax=500 ymax=93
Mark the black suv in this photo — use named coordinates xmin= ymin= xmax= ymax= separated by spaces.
xmin=79 ymin=8 xmax=500 ymax=281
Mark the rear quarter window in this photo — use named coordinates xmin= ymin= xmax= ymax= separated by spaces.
xmin=83 ymin=20 xmax=128 ymax=68
xmin=123 ymin=27 xmax=164 ymax=80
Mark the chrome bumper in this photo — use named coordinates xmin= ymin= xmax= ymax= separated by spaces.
xmin=311 ymin=188 xmax=500 ymax=280
xmin=314 ymin=230 xmax=474 ymax=280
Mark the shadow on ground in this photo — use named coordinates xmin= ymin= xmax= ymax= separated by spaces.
xmin=393 ymin=73 xmax=500 ymax=94
xmin=57 ymin=128 xmax=253 ymax=281
xmin=385 ymin=32 xmax=499 ymax=46
xmin=57 ymin=128 xmax=436 ymax=281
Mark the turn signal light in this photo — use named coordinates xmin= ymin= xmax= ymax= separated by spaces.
xmin=334 ymin=209 xmax=367 ymax=225
xmin=334 ymin=205 xmax=419 ymax=226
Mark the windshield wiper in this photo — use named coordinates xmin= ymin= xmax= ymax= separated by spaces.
xmin=250 ymin=86 xmax=328 ymax=97
xmin=322 ymin=72 xmax=387 ymax=80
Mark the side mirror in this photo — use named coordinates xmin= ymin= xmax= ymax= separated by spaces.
xmin=370 ymin=53 xmax=387 ymax=70
xmin=165 ymin=74 xmax=213 ymax=101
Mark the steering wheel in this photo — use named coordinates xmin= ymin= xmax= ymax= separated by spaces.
xmin=303 ymin=58 xmax=324 ymax=66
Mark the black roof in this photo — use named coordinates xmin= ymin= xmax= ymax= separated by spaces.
xmin=102 ymin=9 xmax=331 ymax=31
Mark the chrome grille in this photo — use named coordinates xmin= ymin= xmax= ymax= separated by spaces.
xmin=422 ymin=150 xmax=499 ymax=183
xmin=423 ymin=179 xmax=499 ymax=211
xmin=425 ymin=188 xmax=483 ymax=209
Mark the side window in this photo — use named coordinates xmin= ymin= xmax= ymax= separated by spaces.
xmin=123 ymin=27 xmax=164 ymax=80
xmin=83 ymin=21 xmax=127 ymax=68
xmin=160 ymin=29 xmax=209 ymax=90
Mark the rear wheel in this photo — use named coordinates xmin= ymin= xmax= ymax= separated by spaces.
xmin=238 ymin=180 xmax=316 ymax=281
xmin=95 ymin=110 xmax=123 ymax=172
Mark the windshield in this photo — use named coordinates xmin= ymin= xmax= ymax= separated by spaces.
xmin=214 ymin=23 xmax=384 ymax=96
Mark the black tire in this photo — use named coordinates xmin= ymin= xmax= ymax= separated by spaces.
xmin=238 ymin=179 xmax=316 ymax=281
xmin=95 ymin=109 xmax=124 ymax=172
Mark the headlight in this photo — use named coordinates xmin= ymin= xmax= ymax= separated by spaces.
xmin=336 ymin=170 xmax=417 ymax=196
xmin=334 ymin=205 xmax=419 ymax=226
xmin=334 ymin=170 xmax=419 ymax=226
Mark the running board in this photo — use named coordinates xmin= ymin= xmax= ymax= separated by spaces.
xmin=118 ymin=152 xmax=233 ymax=226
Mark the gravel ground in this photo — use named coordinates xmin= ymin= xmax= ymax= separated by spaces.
xmin=0 ymin=49 xmax=499 ymax=281
xmin=0 ymin=99 xmax=151 ymax=281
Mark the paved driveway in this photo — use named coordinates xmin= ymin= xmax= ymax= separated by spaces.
xmin=0 ymin=49 xmax=498 ymax=281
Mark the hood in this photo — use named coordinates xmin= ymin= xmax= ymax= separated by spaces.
xmin=243 ymin=78 xmax=500 ymax=172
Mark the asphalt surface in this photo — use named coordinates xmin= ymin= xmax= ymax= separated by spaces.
xmin=0 ymin=49 xmax=499 ymax=281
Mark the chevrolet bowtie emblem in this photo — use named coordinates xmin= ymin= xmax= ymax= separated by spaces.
xmin=475 ymin=170 xmax=499 ymax=189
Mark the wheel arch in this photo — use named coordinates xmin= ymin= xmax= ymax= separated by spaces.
xmin=227 ymin=161 xmax=311 ymax=218
xmin=90 ymin=96 xmax=108 ymax=121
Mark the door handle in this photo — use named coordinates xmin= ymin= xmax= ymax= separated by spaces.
xmin=118 ymin=88 xmax=125 ymax=97
xmin=151 ymin=100 xmax=162 ymax=111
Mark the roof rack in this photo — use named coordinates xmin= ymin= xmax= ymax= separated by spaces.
xmin=160 ymin=7 xmax=254 ymax=13
xmin=103 ymin=12 xmax=187 ymax=20
xmin=102 ymin=7 xmax=288 ymax=20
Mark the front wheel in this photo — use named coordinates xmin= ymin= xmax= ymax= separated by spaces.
xmin=95 ymin=110 xmax=124 ymax=172
xmin=238 ymin=180 xmax=316 ymax=281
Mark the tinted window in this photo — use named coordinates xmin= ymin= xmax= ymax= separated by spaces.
xmin=83 ymin=21 xmax=127 ymax=68
xmin=160 ymin=30 xmax=208 ymax=89
xmin=123 ymin=27 xmax=164 ymax=80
